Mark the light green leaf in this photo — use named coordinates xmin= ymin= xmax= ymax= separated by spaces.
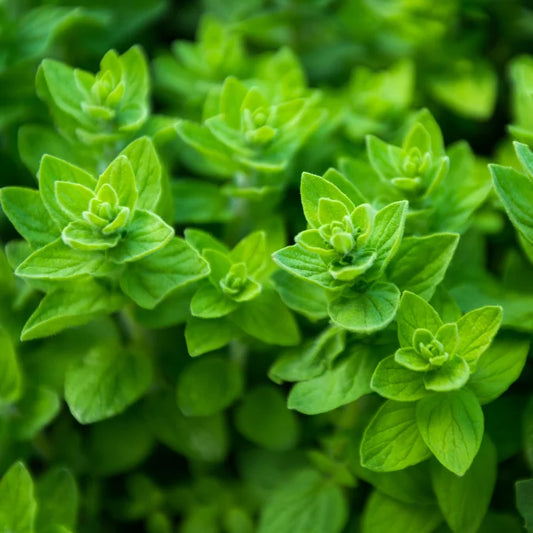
xmin=39 ymin=155 xmax=97 ymax=227
xmin=432 ymin=437 xmax=497 ymax=533
xmin=371 ymin=355 xmax=428 ymax=402
xmin=230 ymin=231 xmax=267 ymax=276
xmin=300 ymin=172 xmax=355 ymax=229
xmin=16 ymin=238 xmax=106 ymax=280
xmin=258 ymin=469 xmax=347 ymax=533
xmin=423 ymin=356 xmax=470 ymax=392
xmin=328 ymin=281 xmax=400 ymax=333
xmin=120 ymin=237 xmax=209 ymax=309
xmin=362 ymin=490 xmax=442 ymax=533
xmin=96 ymin=155 xmax=138 ymax=212
xmin=0 ymin=462 xmax=36 ymax=533
xmin=288 ymin=344 xmax=379 ymax=414
xmin=62 ymin=221 xmax=120 ymax=251
xmin=361 ymin=401 xmax=431 ymax=472
xmin=397 ymin=291 xmax=442 ymax=348
xmin=54 ymin=181 xmax=95 ymax=221
xmin=273 ymin=245 xmax=338 ymax=290
xmin=456 ymin=306 xmax=502 ymax=369
xmin=271 ymin=270 xmax=329 ymax=321
xmin=177 ymin=356 xmax=244 ymax=417
xmin=387 ymin=233 xmax=459 ymax=299
xmin=109 ymin=210 xmax=174 ymax=263
xmin=416 ymin=389 xmax=484 ymax=475
xmin=366 ymin=135 xmax=399 ymax=180
xmin=185 ymin=317 xmax=240 ymax=357
xmin=21 ymin=279 xmax=125 ymax=341
xmin=230 ymin=288 xmax=300 ymax=346
xmin=235 ymin=385 xmax=299 ymax=451
xmin=317 ymin=198 xmax=351 ymax=226
xmin=36 ymin=468 xmax=78 ymax=532
xmin=0 ymin=187 xmax=60 ymax=248
xmin=119 ymin=137 xmax=161 ymax=211
xmin=65 ymin=346 xmax=153 ymax=424
xmin=191 ymin=283 xmax=238 ymax=318
xmin=0 ymin=326 xmax=22 ymax=405
xmin=491 ymin=163 xmax=533 ymax=243
xmin=367 ymin=201 xmax=407 ymax=270
xmin=468 ymin=337 xmax=529 ymax=404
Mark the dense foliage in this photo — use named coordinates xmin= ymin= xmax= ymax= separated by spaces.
xmin=1 ymin=0 xmax=533 ymax=531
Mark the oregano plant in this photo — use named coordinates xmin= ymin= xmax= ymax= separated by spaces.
xmin=0 ymin=2 xmax=532 ymax=533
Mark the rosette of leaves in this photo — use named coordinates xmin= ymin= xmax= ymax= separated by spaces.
xmin=0 ymin=137 xmax=209 ymax=340
xmin=184 ymin=230 xmax=300 ymax=356
xmin=177 ymin=75 xmax=326 ymax=184
xmin=491 ymin=141 xmax=533 ymax=263
xmin=360 ymin=291 xmax=523 ymax=477
xmin=339 ymin=109 xmax=492 ymax=233
xmin=154 ymin=15 xmax=249 ymax=114
xmin=273 ymin=171 xmax=459 ymax=333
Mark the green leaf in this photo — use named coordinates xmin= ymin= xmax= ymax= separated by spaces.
xmin=0 ymin=187 xmax=60 ymax=248
xmin=96 ymin=155 xmax=138 ymax=213
xmin=366 ymin=135 xmax=399 ymax=180
xmin=271 ymin=270 xmax=329 ymax=320
xmin=36 ymin=468 xmax=78 ymax=531
xmin=119 ymin=137 xmax=162 ymax=212
xmin=235 ymin=385 xmax=299 ymax=451
xmin=371 ymin=355 xmax=428 ymax=402
xmin=16 ymin=238 xmax=107 ymax=280
xmin=387 ymin=234 xmax=459 ymax=299
xmin=120 ymin=237 xmax=209 ymax=309
xmin=7 ymin=386 xmax=60 ymax=440
xmin=468 ymin=337 xmax=529 ymax=404
xmin=491 ymin=163 xmax=533 ymax=243
xmin=39 ymin=155 xmax=97 ymax=227
xmin=361 ymin=401 xmax=431 ymax=472
xmin=65 ymin=345 xmax=153 ymax=424
xmin=144 ymin=389 xmax=228 ymax=462
xmin=177 ymin=356 xmax=244 ymax=417
xmin=416 ymin=389 xmax=484 ymax=475
xmin=54 ymin=181 xmax=95 ymax=221
xmin=328 ymin=281 xmax=400 ymax=333
xmin=21 ymin=279 xmax=124 ymax=341
xmin=432 ymin=437 xmax=497 ymax=533
xmin=0 ymin=462 xmax=36 ymax=533
xmin=362 ymin=491 xmax=442 ymax=533
xmin=0 ymin=326 xmax=22 ymax=405
xmin=231 ymin=231 xmax=267 ymax=276
xmin=516 ymin=479 xmax=533 ymax=532
xmin=185 ymin=317 xmax=240 ymax=356
xmin=456 ymin=306 xmax=502 ymax=369
xmin=109 ymin=210 xmax=174 ymax=263
xmin=300 ymin=172 xmax=355 ymax=229
xmin=230 ymin=288 xmax=300 ymax=346
xmin=273 ymin=245 xmax=338 ymax=290
xmin=423 ymin=356 xmax=470 ymax=392
xmin=288 ymin=344 xmax=379 ymax=414
xmin=397 ymin=291 xmax=442 ymax=348
xmin=258 ymin=469 xmax=347 ymax=533
xmin=190 ymin=283 xmax=238 ymax=318
xmin=367 ymin=201 xmax=407 ymax=270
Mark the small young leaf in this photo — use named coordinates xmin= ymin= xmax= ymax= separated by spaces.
xmin=190 ymin=283 xmax=238 ymax=318
xmin=65 ymin=345 xmax=153 ymax=424
xmin=361 ymin=401 xmax=431 ymax=472
xmin=96 ymin=155 xmax=138 ymax=212
xmin=177 ymin=356 xmax=244 ymax=417
xmin=109 ymin=210 xmax=174 ymax=263
xmin=416 ymin=389 xmax=484 ymax=475
xmin=397 ymin=291 xmax=442 ymax=348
